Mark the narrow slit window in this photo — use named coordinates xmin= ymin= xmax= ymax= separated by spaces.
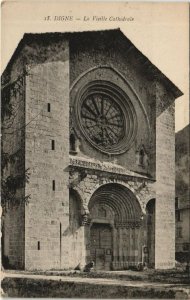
xmin=52 ymin=180 xmax=55 ymax=191
xmin=37 ymin=241 xmax=40 ymax=250
xmin=52 ymin=140 xmax=55 ymax=150
xmin=70 ymin=133 xmax=76 ymax=152
xmin=139 ymin=149 xmax=144 ymax=166
xmin=48 ymin=103 xmax=51 ymax=112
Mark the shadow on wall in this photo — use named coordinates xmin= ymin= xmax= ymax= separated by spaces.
xmin=62 ymin=189 xmax=85 ymax=269
xmin=146 ymin=198 xmax=156 ymax=269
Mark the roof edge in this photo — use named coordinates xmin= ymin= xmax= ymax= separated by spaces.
xmin=2 ymin=28 xmax=183 ymax=99
xmin=119 ymin=29 xmax=183 ymax=99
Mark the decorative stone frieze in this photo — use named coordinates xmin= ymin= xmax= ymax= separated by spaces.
xmin=115 ymin=220 xmax=142 ymax=229
xmin=69 ymin=155 xmax=155 ymax=211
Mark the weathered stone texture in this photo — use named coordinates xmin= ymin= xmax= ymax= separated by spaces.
xmin=25 ymin=47 xmax=70 ymax=269
xmin=3 ymin=203 xmax=25 ymax=269
xmin=70 ymin=170 xmax=155 ymax=214
xmin=155 ymin=84 xmax=175 ymax=269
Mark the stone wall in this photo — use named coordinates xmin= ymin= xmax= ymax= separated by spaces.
xmin=155 ymin=82 xmax=175 ymax=269
xmin=2 ymin=203 xmax=25 ymax=269
xmin=24 ymin=48 xmax=70 ymax=269
xmin=2 ymin=34 xmax=70 ymax=270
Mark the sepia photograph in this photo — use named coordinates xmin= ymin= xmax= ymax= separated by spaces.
xmin=1 ymin=1 xmax=190 ymax=298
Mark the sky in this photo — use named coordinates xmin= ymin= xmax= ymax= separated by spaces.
xmin=1 ymin=1 xmax=189 ymax=132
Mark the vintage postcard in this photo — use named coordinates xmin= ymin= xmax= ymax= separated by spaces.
xmin=1 ymin=1 xmax=189 ymax=298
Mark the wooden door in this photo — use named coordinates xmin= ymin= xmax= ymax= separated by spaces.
xmin=90 ymin=223 xmax=112 ymax=270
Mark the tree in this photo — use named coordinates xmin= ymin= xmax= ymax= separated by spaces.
xmin=1 ymin=75 xmax=30 ymax=213
xmin=1 ymin=151 xmax=30 ymax=212
xmin=1 ymin=74 xmax=30 ymax=268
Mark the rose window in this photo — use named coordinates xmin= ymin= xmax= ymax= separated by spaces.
xmin=75 ymin=80 xmax=137 ymax=154
xmin=81 ymin=93 xmax=125 ymax=150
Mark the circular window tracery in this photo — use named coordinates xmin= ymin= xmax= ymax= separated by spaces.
xmin=81 ymin=92 xmax=125 ymax=149
xmin=75 ymin=80 xmax=137 ymax=154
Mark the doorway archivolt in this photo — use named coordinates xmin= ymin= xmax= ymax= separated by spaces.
xmin=88 ymin=183 xmax=144 ymax=270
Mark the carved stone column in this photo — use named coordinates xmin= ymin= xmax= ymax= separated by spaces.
xmin=112 ymin=227 xmax=117 ymax=270
xmin=118 ymin=227 xmax=123 ymax=270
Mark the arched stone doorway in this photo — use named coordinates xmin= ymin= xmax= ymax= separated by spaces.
xmin=88 ymin=183 xmax=144 ymax=270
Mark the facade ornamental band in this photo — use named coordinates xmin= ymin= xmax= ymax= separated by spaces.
xmin=1 ymin=29 xmax=183 ymax=271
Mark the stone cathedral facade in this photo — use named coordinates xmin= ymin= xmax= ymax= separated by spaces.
xmin=2 ymin=29 xmax=182 ymax=271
